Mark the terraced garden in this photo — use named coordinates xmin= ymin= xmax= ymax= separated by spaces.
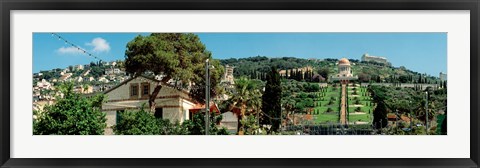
xmin=346 ymin=85 xmax=374 ymax=124
xmin=313 ymin=85 xmax=341 ymax=124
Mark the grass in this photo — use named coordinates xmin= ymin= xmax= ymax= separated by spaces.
xmin=348 ymin=114 xmax=371 ymax=123
xmin=348 ymin=106 xmax=373 ymax=113
xmin=315 ymin=114 xmax=339 ymax=123
xmin=313 ymin=85 xmax=342 ymax=123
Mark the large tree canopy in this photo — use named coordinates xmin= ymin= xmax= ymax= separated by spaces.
xmin=125 ymin=33 xmax=224 ymax=111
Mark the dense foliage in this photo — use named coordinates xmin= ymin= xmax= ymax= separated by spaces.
xmin=33 ymin=82 xmax=107 ymax=135
xmin=368 ymin=85 xmax=447 ymax=133
xmin=114 ymin=108 xmax=229 ymax=135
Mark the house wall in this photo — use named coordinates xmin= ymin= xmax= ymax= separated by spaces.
xmin=104 ymin=110 xmax=116 ymax=135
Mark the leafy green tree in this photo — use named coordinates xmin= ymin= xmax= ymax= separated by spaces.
xmin=399 ymin=75 xmax=409 ymax=83
xmin=33 ymin=82 xmax=106 ymax=135
xmin=282 ymin=97 xmax=296 ymax=125
xmin=240 ymin=114 xmax=265 ymax=135
xmin=182 ymin=112 xmax=229 ymax=135
xmin=357 ymin=73 xmax=370 ymax=82
xmin=369 ymin=86 xmax=389 ymax=129
xmin=125 ymin=33 xmax=224 ymax=112
xmin=114 ymin=108 xmax=170 ymax=135
xmin=373 ymin=101 xmax=388 ymax=129
xmin=317 ymin=67 xmax=330 ymax=81
xmin=295 ymin=102 xmax=306 ymax=113
xmin=262 ymin=67 xmax=282 ymax=132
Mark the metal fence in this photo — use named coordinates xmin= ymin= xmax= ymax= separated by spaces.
xmin=285 ymin=124 xmax=374 ymax=135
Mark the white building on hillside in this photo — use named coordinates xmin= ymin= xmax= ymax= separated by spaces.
xmin=361 ymin=53 xmax=390 ymax=65
xmin=330 ymin=58 xmax=358 ymax=83
xmin=440 ymin=72 xmax=447 ymax=81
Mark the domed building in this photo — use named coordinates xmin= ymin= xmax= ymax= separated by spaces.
xmin=331 ymin=58 xmax=358 ymax=83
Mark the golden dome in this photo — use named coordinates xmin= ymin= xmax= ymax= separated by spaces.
xmin=338 ymin=58 xmax=350 ymax=65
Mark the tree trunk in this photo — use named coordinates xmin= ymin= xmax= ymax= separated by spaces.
xmin=240 ymin=104 xmax=246 ymax=132
xmin=149 ymin=77 xmax=171 ymax=114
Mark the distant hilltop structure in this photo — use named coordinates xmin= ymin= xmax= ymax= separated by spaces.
xmin=440 ymin=72 xmax=447 ymax=81
xmin=361 ymin=53 xmax=391 ymax=66
xmin=222 ymin=65 xmax=235 ymax=86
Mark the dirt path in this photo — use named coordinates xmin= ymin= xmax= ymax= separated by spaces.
xmin=340 ymin=84 xmax=347 ymax=125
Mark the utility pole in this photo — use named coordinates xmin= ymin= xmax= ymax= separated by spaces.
xmin=425 ymin=91 xmax=428 ymax=135
xmin=280 ymin=104 xmax=283 ymax=132
xmin=205 ymin=59 xmax=210 ymax=135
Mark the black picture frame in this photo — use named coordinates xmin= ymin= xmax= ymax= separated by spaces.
xmin=1 ymin=0 xmax=478 ymax=167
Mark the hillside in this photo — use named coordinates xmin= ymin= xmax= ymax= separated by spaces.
xmin=219 ymin=56 xmax=442 ymax=84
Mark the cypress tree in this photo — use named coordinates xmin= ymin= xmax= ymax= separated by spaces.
xmin=373 ymin=101 xmax=388 ymax=129
xmin=261 ymin=66 xmax=282 ymax=133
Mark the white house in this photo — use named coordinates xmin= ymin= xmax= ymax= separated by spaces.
xmin=101 ymin=75 xmax=198 ymax=135
xmin=36 ymin=79 xmax=52 ymax=90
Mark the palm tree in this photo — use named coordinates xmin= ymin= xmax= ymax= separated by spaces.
xmin=225 ymin=77 xmax=262 ymax=133
xmin=282 ymin=97 xmax=296 ymax=126
xmin=250 ymin=89 xmax=262 ymax=126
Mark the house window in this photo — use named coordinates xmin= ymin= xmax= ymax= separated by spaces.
xmin=141 ymin=82 xmax=150 ymax=98
xmin=189 ymin=111 xmax=194 ymax=120
xmin=154 ymin=108 xmax=163 ymax=119
xmin=130 ymin=83 xmax=139 ymax=98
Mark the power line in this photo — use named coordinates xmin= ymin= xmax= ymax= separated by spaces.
xmin=51 ymin=33 xmax=104 ymax=62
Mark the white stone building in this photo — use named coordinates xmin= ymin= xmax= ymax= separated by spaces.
xmin=221 ymin=65 xmax=235 ymax=85
xmin=74 ymin=64 xmax=84 ymax=71
xmin=440 ymin=72 xmax=447 ymax=82
xmin=331 ymin=58 xmax=358 ymax=83
xmin=59 ymin=73 xmax=72 ymax=81
xmin=101 ymin=75 xmax=198 ymax=135
xmin=361 ymin=53 xmax=390 ymax=65
xmin=36 ymin=79 xmax=52 ymax=90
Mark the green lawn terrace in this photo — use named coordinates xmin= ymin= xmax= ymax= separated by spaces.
xmin=312 ymin=85 xmax=341 ymax=124
xmin=283 ymin=82 xmax=374 ymax=126
xmin=346 ymin=84 xmax=374 ymax=125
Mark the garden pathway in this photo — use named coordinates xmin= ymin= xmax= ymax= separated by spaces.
xmin=340 ymin=84 xmax=347 ymax=125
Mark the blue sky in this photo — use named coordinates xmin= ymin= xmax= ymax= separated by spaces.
xmin=33 ymin=32 xmax=447 ymax=76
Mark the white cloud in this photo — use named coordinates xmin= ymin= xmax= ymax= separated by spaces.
xmin=86 ymin=37 xmax=110 ymax=52
xmin=56 ymin=46 xmax=84 ymax=55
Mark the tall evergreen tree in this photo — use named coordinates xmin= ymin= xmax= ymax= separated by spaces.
xmin=261 ymin=66 xmax=282 ymax=133
xmin=440 ymin=100 xmax=447 ymax=135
